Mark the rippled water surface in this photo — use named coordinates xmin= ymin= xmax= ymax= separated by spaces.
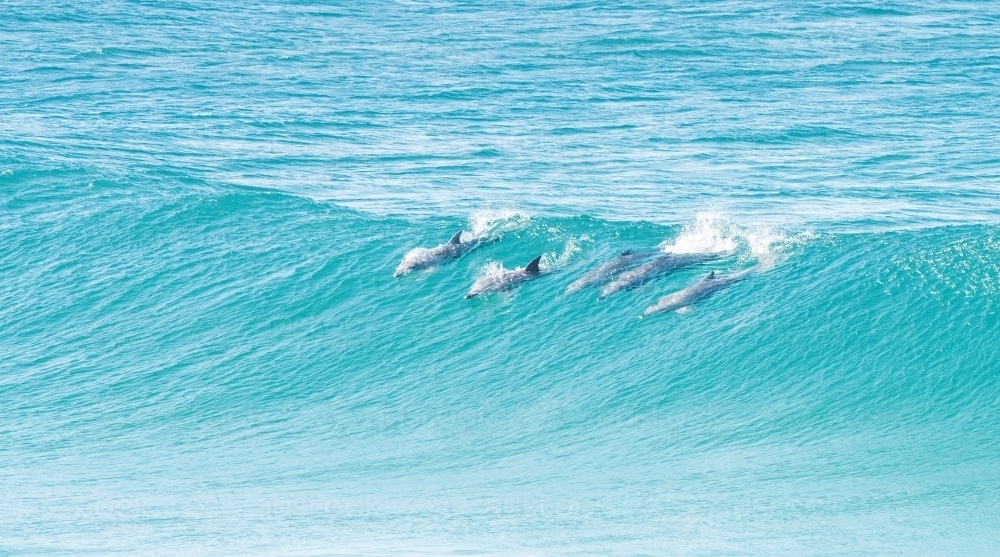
xmin=2 ymin=1 xmax=1000 ymax=555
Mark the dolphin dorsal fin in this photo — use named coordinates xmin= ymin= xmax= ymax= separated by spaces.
xmin=621 ymin=249 xmax=633 ymax=256
xmin=525 ymin=256 xmax=542 ymax=274
xmin=449 ymin=231 xmax=463 ymax=245
xmin=707 ymin=271 xmax=715 ymax=279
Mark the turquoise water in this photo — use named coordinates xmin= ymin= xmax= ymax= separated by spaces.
xmin=3 ymin=1 xmax=1000 ymax=555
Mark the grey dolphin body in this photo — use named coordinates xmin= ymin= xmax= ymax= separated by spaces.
xmin=599 ymin=252 xmax=722 ymax=298
xmin=642 ymin=268 xmax=755 ymax=316
xmin=394 ymin=231 xmax=482 ymax=277
xmin=465 ymin=256 xmax=542 ymax=298
xmin=565 ymin=249 xmax=659 ymax=294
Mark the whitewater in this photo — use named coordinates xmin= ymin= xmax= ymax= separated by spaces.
xmin=3 ymin=1 xmax=1000 ymax=556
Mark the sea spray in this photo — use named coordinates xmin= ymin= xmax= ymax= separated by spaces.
xmin=394 ymin=210 xmax=530 ymax=277
xmin=662 ymin=212 xmax=815 ymax=264
xmin=468 ymin=209 xmax=530 ymax=241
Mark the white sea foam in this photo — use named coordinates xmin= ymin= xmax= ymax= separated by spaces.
xmin=394 ymin=246 xmax=437 ymax=276
xmin=468 ymin=209 xmax=529 ymax=240
xmin=661 ymin=212 xmax=739 ymax=255
xmin=467 ymin=260 xmax=515 ymax=297
xmin=396 ymin=209 xmax=529 ymax=277
xmin=475 ymin=260 xmax=509 ymax=279
xmin=662 ymin=212 xmax=814 ymax=265
xmin=542 ymin=235 xmax=589 ymax=270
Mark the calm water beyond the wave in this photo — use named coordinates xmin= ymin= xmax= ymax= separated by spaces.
xmin=3 ymin=1 xmax=1000 ymax=555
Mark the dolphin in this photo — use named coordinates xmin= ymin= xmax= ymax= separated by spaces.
xmin=465 ymin=256 xmax=543 ymax=298
xmin=394 ymin=231 xmax=482 ymax=277
xmin=599 ymin=252 xmax=722 ymax=298
xmin=642 ymin=268 xmax=756 ymax=316
xmin=565 ymin=249 xmax=659 ymax=294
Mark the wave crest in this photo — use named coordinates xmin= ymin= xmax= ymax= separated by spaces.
xmin=663 ymin=212 xmax=815 ymax=263
xmin=468 ymin=209 xmax=529 ymax=240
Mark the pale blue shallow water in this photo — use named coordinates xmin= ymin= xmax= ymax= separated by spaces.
xmin=2 ymin=1 xmax=1000 ymax=555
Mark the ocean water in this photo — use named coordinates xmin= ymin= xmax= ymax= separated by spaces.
xmin=2 ymin=1 xmax=1000 ymax=555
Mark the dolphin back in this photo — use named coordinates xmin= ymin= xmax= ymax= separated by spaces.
xmin=566 ymin=250 xmax=651 ymax=293
xmin=644 ymin=266 xmax=757 ymax=316
xmin=395 ymin=230 xmax=481 ymax=277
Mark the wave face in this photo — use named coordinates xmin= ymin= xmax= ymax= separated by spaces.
xmin=3 ymin=1 xmax=1000 ymax=555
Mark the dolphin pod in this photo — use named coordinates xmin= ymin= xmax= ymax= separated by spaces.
xmin=643 ymin=268 xmax=757 ymax=316
xmin=465 ymin=256 xmax=543 ymax=298
xmin=565 ymin=249 xmax=659 ymax=294
xmin=395 ymin=232 xmax=764 ymax=307
xmin=599 ymin=252 xmax=723 ymax=299
xmin=394 ymin=231 xmax=483 ymax=277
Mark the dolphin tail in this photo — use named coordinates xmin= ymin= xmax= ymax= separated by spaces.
xmin=449 ymin=231 xmax=463 ymax=245
xmin=525 ymin=256 xmax=542 ymax=275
